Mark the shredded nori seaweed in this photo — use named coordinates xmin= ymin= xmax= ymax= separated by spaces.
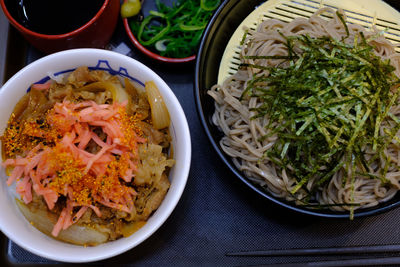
xmin=240 ymin=13 xmax=400 ymax=213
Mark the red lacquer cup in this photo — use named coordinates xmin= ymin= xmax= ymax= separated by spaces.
xmin=0 ymin=0 xmax=120 ymax=54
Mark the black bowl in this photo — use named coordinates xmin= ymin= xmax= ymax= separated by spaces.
xmin=194 ymin=0 xmax=400 ymax=218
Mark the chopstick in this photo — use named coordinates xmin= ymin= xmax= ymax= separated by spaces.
xmin=254 ymin=256 xmax=400 ymax=267
xmin=226 ymin=244 xmax=400 ymax=257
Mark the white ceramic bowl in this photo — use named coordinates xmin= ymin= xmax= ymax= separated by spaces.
xmin=0 ymin=49 xmax=191 ymax=262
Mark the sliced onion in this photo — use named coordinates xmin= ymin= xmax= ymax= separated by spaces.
xmin=155 ymin=39 xmax=170 ymax=52
xmin=145 ymin=81 xmax=170 ymax=129
xmin=16 ymin=200 xmax=109 ymax=246
xmin=77 ymin=81 xmax=130 ymax=104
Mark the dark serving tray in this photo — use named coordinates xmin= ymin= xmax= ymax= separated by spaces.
xmin=2 ymin=1 xmax=400 ymax=266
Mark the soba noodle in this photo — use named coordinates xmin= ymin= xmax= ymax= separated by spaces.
xmin=208 ymin=8 xmax=400 ymax=213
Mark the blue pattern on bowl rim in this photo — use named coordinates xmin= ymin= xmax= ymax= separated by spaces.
xmin=30 ymin=59 xmax=145 ymax=90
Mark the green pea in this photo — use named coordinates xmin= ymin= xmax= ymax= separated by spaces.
xmin=121 ymin=0 xmax=141 ymax=18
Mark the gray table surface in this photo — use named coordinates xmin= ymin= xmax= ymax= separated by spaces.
xmin=3 ymin=1 xmax=400 ymax=266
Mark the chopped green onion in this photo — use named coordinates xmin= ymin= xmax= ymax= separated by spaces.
xmin=129 ymin=0 xmax=220 ymax=58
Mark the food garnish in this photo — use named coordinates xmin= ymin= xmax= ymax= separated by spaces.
xmin=243 ymin=26 xmax=400 ymax=204
xmin=1 ymin=67 xmax=174 ymax=244
xmin=128 ymin=0 xmax=220 ymax=58
xmin=121 ymin=0 xmax=142 ymax=18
